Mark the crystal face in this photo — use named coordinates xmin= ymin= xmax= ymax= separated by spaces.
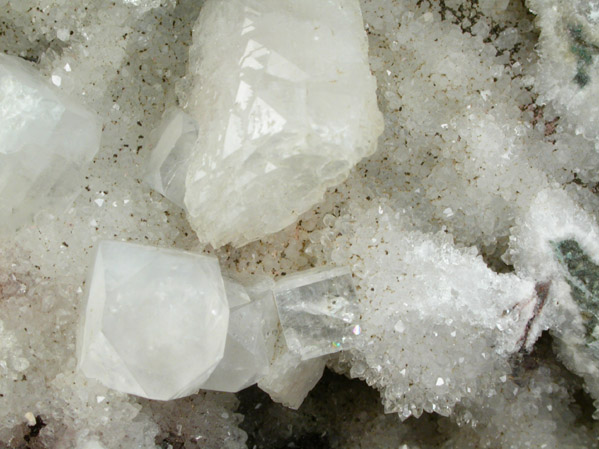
xmin=0 ymin=53 xmax=101 ymax=230
xmin=174 ymin=0 xmax=384 ymax=247
xmin=257 ymin=330 xmax=327 ymax=410
xmin=144 ymin=107 xmax=198 ymax=208
xmin=200 ymin=280 xmax=270 ymax=393
xmin=274 ymin=266 xmax=361 ymax=360
xmin=77 ymin=241 xmax=229 ymax=401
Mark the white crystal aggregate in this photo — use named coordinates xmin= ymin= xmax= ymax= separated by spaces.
xmin=1 ymin=0 xmax=599 ymax=447
xmin=148 ymin=0 xmax=384 ymax=248
xmin=77 ymin=240 xmax=229 ymax=401
xmin=527 ymin=0 xmax=599 ymax=142
xmin=0 ymin=53 xmax=101 ymax=230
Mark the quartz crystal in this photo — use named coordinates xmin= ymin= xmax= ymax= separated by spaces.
xmin=200 ymin=280 xmax=270 ymax=393
xmin=77 ymin=241 xmax=229 ymax=400
xmin=173 ymin=0 xmax=384 ymax=247
xmin=274 ymin=266 xmax=361 ymax=360
xmin=0 ymin=53 xmax=101 ymax=230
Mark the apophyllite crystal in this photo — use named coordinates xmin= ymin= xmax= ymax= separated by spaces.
xmin=77 ymin=241 xmax=229 ymax=400
xmin=274 ymin=266 xmax=361 ymax=360
xmin=200 ymin=279 xmax=270 ymax=393
xmin=0 ymin=53 xmax=101 ymax=230
xmin=146 ymin=0 xmax=383 ymax=247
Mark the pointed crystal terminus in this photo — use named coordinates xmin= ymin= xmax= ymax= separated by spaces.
xmin=77 ymin=241 xmax=229 ymax=401
xmin=0 ymin=53 xmax=101 ymax=230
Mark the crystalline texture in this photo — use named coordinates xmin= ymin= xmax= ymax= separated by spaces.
xmin=200 ymin=280 xmax=270 ymax=392
xmin=176 ymin=0 xmax=383 ymax=247
xmin=0 ymin=53 xmax=101 ymax=230
xmin=77 ymin=241 xmax=229 ymax=400
xmin=274 ymin=266 xmax=361 ymax=360
xmin=144 ymin=107 xmax=198 ymax=208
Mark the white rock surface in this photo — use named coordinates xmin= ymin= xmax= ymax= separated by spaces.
xmin=0 ymin=53 xmax=101 ymax=230
xmin=177 ymin=0 xmax=383 ymax=247
xmin=274 ymin=266 xmax=361 ymax=360
xmin=201 ymin=280 xmax=270 ymax=393
xmin=77 ymin=240 xmax=229 ymax=400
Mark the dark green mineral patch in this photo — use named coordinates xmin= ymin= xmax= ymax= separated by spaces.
xmin=568 ymin=25 xmax=599 ymax=88
xmin=553 ymin=239 xmax=599 ymax=341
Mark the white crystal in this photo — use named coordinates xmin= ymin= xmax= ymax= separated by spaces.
xmin=173 ymin=0 xmax=383 ymax=247
xmin=0 ymin=53 xmax=101 ymax=230
xmin=77 ymin=241 xmax=229 ymax=401
xmin=200 ymin=280 xmax=270 ymax=393
xmin=257 ymin=330 xmax=327 ymax=410
xmin=274 ymin=266 xmax=361 ymax=360
xmin=144 ymin=107 xmax=198 ymax=208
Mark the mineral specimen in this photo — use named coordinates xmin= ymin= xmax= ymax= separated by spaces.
xmin=3 ymin=0 xmax=599 ymax=447
xmin=0 ymin=53 xmax=101 ymax=231
xmin=169 ymin=0 xmax=383 ymax=247
xmin=510 ymin=189 xmax=599 ymax=412
xmin=77 ymin=241 xmax=229 ymax=400
xmin=273 ymin=266 xmax=361 ymax=360
xmin=144 ymin=107 xmax=198 ymax=208
xmin=528 ymin=0 xmax=599 ymax=140
xmin=257 ymin=333 xmax=327 ymax=410
xmin=201 ymin=280 xmax=270 ymax=393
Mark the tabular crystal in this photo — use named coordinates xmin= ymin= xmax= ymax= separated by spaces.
xmin=149 ymin=0 xmax=383 ymax=248
xmin=274 ymin=266 xmax=361 ymax=360
xmin=201 ymin=280 xmax=270 ymax=392
xmin=77 ymin=241 xmax=229 ymax=400
xmin=0 ymin=53 xmax=101 ymax=230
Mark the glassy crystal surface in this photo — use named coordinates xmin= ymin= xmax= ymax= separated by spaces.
xmin=77 ymin=241 xmax=229 ymax=401
xmin=0 ymin=53 xmax=101 ymax=230
xmin=257 ymin=327 xmax=327 ymax=409
xmin=144 ymin=107 xmax=198 ymax=208
xmin=201 ymin=281 xmax=270 ymax=392
xmin=274 ymin=266 xmax=361 ymax=360
xmin=179 ymin=0 xmax=384 ymax=247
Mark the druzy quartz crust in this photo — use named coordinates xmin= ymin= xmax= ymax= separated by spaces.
xmin=2 ymin=0 xmax=599 ymax=448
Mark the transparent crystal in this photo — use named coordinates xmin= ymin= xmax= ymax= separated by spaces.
xmin=178 ymin=0 xmax=384 ymax=247
xmin=144 ymin=107 xmax=198 ymax=208
xmin=0 ymin=53 xmax=101 ymax=230
xmin=77 ymin=241 xmax=229 ymax=400
xmin=273 ymin=266 xmax=361 ymax=360
xmin=201 ymin=280 xmax=270 ymax=393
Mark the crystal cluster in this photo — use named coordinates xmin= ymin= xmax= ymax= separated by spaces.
xmin=78 ymin=239 xmax=360 ymax=404
xmin=77 ymin=241 xmax=229 ymax=400
xmin=3 ymin=0 xmax=599 ymax=447
xmin=527 ymin=0 xmax=599 ymax=141
xmin=146 ymin=0 xmax=384 ymax=247
xmin=0 ymin=53 xmax=101 ymax=230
